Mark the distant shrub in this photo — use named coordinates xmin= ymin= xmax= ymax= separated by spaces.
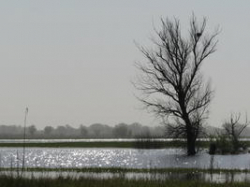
xmin=209 ymin=132 xmax=247 ymax=155
xmin=209 ymin=113 xmax=249 ymax=155
xmin=133 ymin=138 xmax=166 ymax=149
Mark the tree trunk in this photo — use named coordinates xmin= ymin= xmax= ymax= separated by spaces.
xmin=181 ymin=105 xmax=197 ymax=156
xmin=187 ymin=133 xmax=196 ymax=156
xmin=185 ymin=115 xmax=196 ymax=155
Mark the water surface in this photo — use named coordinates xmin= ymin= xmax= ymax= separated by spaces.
xmin=0 ymin=148 xmax=250 ymax=169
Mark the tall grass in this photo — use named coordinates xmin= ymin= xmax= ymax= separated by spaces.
xmin=22 ymin=107 xmax=28 ymax=172
xmin=0 ymin=175 xmax=249 ymax=187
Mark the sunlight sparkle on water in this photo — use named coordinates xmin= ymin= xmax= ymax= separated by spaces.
xmin=0 ymin=148 xmax=250 ymax=169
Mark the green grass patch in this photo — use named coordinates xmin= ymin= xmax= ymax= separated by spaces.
xmin=0 ymin=167 xmax=250 ymax=186
xmin=0 ymin=142 xmax=136 ymax=148
xmin=0 ymin=175 xmax=249 ymax=187
xmin=0 ymin=140 xmax=211 ymax=148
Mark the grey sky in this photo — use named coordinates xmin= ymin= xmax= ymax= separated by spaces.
xmin=0 ymin=1 xmax=249 ymax=129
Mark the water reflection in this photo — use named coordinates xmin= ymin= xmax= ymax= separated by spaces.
xmin=0 ymin=148 xmax=250 ymax=169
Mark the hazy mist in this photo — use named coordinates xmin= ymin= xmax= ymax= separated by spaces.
xmin=0 ymin=1 xmax=250 ymax=129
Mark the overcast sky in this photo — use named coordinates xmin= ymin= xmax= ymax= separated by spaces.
xmin=0 ymin=1 xmax=249 ymax=129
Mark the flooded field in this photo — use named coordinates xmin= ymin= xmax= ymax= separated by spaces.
xmin=0 ymin=147 xmax=250 ymax=169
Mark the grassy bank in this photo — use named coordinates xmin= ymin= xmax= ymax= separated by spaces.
xmin=0 ymin=167 xmax=250 ymax=186
xmin=0 ymin=175 xmax=249 ymax=187
xmin=0 ymin=140 xmax=249 ymax=149
xmin=0 ymin=140 xmax=211 ymax=148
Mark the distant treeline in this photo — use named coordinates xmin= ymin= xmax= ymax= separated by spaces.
xmin=0 ymin=123 xmax=166 ymax=139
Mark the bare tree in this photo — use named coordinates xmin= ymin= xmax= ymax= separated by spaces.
xmin=113 ymin=123 xmax=129 ymax=138
xmin=80 ymin=125 xmax=88 ymax=138
xmin=135 ymin=15 xmax=219 ymax=155
xmin=28 ymin=125 xmax=37 ymax=137
xmin=223 ymin=113 xmax=249 ymax=152
xmin=44 ymin=126 xmax=54 ymax=136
